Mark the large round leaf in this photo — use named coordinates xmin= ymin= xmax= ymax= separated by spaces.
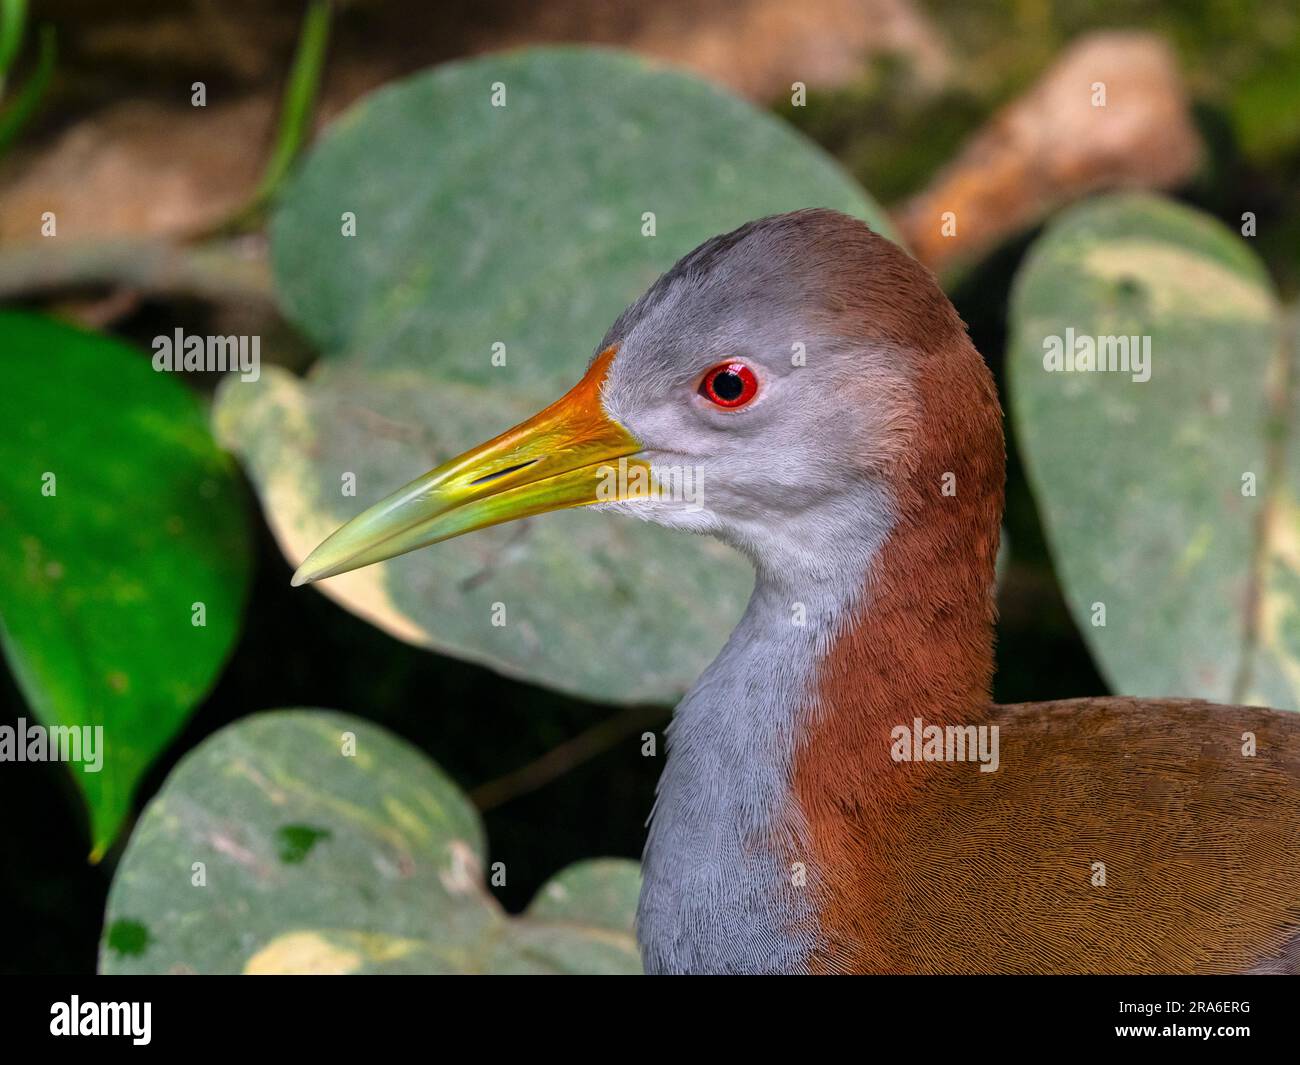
xmin=99 ymin=710 xmax=642 ymax=974
xmin=217 ymin=46 xmax=892 ymax=703
xmin=0 ymin=311 xmax=250 ymax=857
xmin=1008 ymin=194 xmax=1297 ymax=709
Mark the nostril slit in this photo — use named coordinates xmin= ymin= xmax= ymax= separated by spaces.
xmin=468 ymin=460 xmax=538 ymax=487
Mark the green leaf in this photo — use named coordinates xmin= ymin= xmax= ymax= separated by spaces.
xmin=0 ymin=311 xmax=250 ymax=856
xmin=99 ymin=710 xmax=643 ymax=974
xmin=1008 ymin=193 xmax=1298 ymax=709
xmin=218 ymin=46 xmax=892 ymax=703
xmin=526 ymin=857 xmax=642 ymax=933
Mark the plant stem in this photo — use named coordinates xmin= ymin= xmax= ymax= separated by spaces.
xmin=244 ymin=0 xmax=332 ymax=218
xmin=0 ymin=20 xmax=53 ymax=157
xmin=0 ymin=0 xmax=27 ymax=97
xmin=470 ymin=704 xmax=668 ymax=812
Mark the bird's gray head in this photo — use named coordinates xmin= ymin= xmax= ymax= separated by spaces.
xmin=291 ymin=208 xmax=1000 ymax=592
xmin=594 ymin=209 xmax=985 ymax=575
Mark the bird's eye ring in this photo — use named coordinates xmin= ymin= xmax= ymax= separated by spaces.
xmin=699 ymin=361 xmax=759 ymax=409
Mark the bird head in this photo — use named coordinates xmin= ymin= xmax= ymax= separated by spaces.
xmin=292 ymin=208 xmax=1000 ymax=588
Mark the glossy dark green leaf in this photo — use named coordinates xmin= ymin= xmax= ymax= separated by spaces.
xmin=0 ymin=311 xmax=250 ymax=855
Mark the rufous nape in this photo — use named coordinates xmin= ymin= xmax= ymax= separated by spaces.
xmin=293 ymin=209 xmax=1300 ymax=974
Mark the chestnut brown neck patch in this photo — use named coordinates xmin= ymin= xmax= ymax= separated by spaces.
xmin=789 ymin=272 xmax=1006 ymax=972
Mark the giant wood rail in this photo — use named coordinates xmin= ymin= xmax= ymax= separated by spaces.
xmin=293 ymin=209 xmax=1300 ymax=974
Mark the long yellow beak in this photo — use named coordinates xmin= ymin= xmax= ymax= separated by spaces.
xmin=291 ymin=347 xmax=646 ymax=586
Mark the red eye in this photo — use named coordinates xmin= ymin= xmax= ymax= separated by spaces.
xmin=699 ymin=361 xmax=759 ymax=408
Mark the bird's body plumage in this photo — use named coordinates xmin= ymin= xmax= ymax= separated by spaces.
xmin=621 ymin=210 xmax=1300 ymax=973
xmin=298 ymin=208 xmax=1300 ymax=974
xmin=809 ymin=695 xmax=1300 ymax=974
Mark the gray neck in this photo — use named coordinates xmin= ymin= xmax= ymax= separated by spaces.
xmin=635 ymin=490 xmax=892 ymax=974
